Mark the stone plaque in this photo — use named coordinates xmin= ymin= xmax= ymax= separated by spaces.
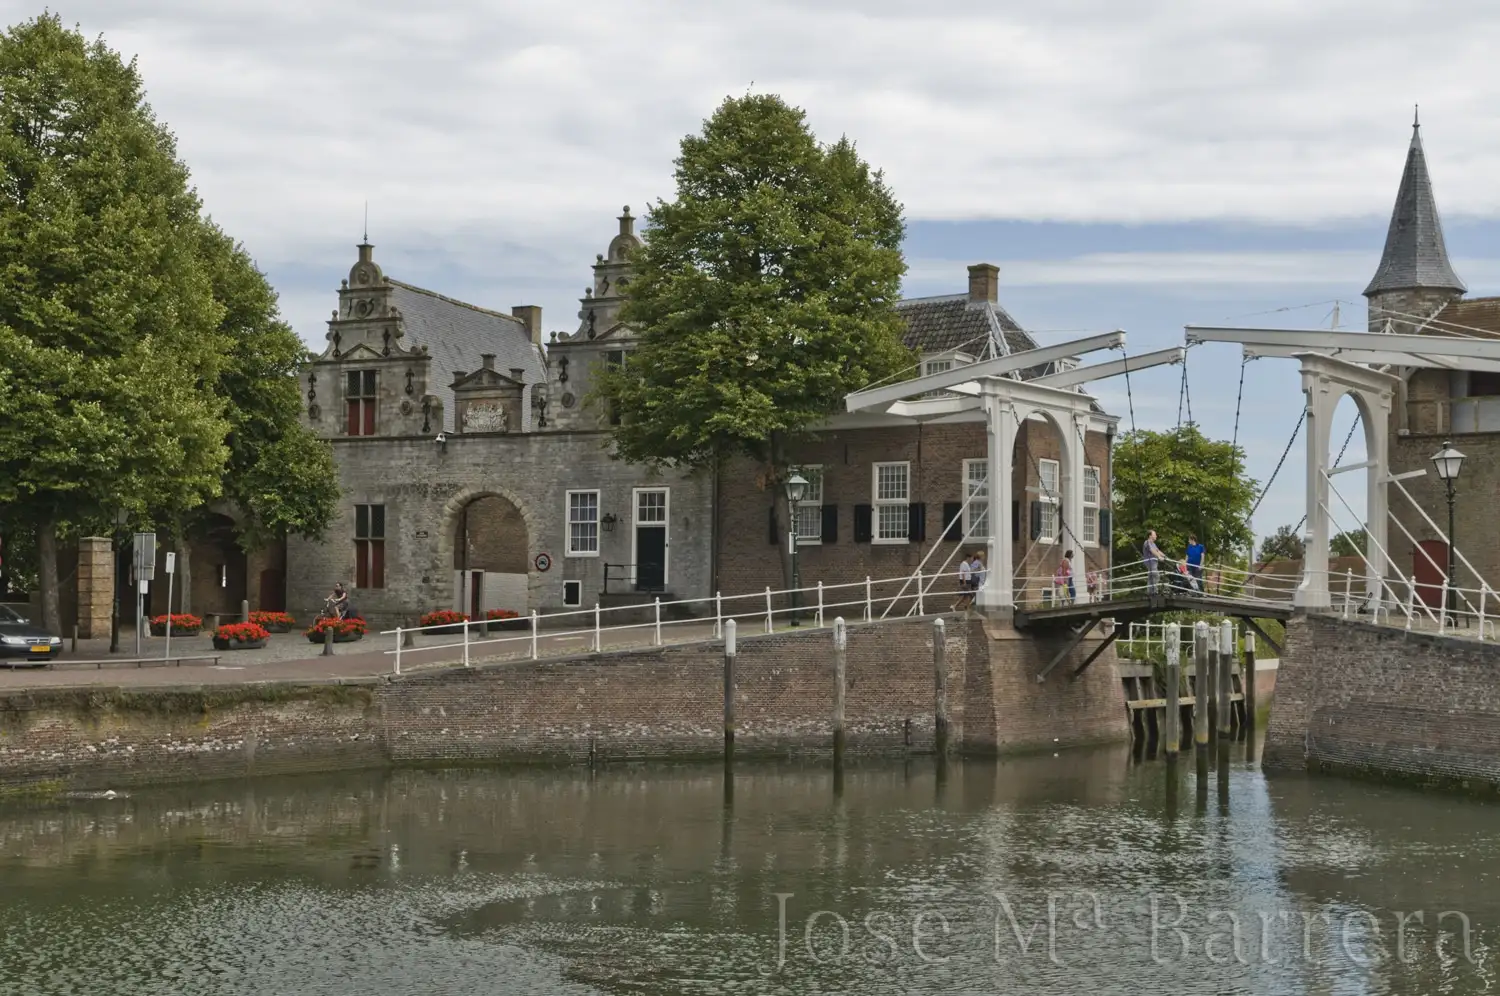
xmin=463 ymin=402 xmax=508 ymax=433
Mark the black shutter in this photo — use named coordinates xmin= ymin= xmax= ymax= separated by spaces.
xmin=853 ymin=504 xmax=873 ymax=542
xmin=1099 ymin=509 xmax=1112 ymax=549
xmin=942 ymin=502 xmax=963 ymax=542
xmin=768 ymin=506 xmax=778 ymax=545
xmin=1030 ymin=501 xmax=1042 ymax=541
xmin=908 ymin=502 xmax=926 ymax=543
xmin=821 ymin=504 xmax=839 ymax=544
xmin=1011 ymin=499 xmax=1020 ymax=542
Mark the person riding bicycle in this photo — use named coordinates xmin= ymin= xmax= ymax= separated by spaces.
xmin=326 ymin=582 xmax=352 ymax=620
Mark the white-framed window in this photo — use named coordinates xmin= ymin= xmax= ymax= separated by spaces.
xmin=1082 ymin=465 xmax=1101 ymax=546
xmin=962 ymin=459 xmax=989 ymax=539
xmin=1037 ymin=459 xmax=1060 ymax=544
xmin=873 ymin=461 xmax=910 ymax=543
xmin=792 ymin=466 xmax=824 ymax=544
xmin=923 ymin=358 xmax=954 ymax=377
xmin=566 ymin=490 xmax=600 ymax=556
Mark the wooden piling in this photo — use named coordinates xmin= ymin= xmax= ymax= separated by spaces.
xmin=241 ymin=598 xmax=250 ymax=623
xmin=1193 ymin=621 xmax=1210 ymax=754
xmin=723 ymin=619 xmax=737 ymax=766
xmin=833 ymin=617 xmax=847 ymax=769
xmin=933 ymin=618 xmax=950 ymax=757
xmin=1163 ymin=622 xmax=1181 ymax=759
xmin=1242 ymin=628 xmax=1257 ymax=747
xmin=1217 ymin=620 xmax=1233 ymax=741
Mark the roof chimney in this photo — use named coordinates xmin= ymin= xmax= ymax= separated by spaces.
xmin=511 ymin=305 xmax=543 ymax=346
xmin=968 ymin=263 xmax=999 ymax=304
xmin=619 ymin=206 xmax=634 ymax=237
xmin=480 ymin=354 xmax=495 ymax=370
xmin=509 ymin=368 xmax=524 ymax=382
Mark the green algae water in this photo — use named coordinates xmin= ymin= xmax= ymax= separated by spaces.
xmin=1 ymin=747 xmax=1497 ymax=994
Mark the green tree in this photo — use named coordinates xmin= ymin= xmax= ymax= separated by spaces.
xmin=1330 ymin=528 xmax=1366 ymax=559
xmin=1257 ymin=523 xmax=1305 ymax=562
xmin=598 ymin=93 xmax=912 ymax=474
xmin=1111 ymin=424 xmax=1256 ymax=566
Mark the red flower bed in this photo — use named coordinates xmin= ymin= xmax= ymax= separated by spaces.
xmin=149 ymin=613 xmax=202 ymax=636
xmin=420 ymin=610 xmax=470 ymax=628
xmin=304 ymin=616 xmax=367 ymax=643
xmin=215 ymin=622 xmax=270 ymax=643
xmin=485 ymin=609 xmax=519 ymax=621
xmin=249 ymin=611 xmax=296 ymax=629
xmin=484 ymin=608 xmax=526 ymax=631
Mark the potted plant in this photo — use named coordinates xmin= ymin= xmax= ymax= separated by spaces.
xmin=419 ymin=609 xmax=471 ymax=636
xmin=149 ymin=613 xmax=203 ymax=637
xmin=213 ymin=621 xmax=271 ymax=651
xmin=249 ymin=610 xmax=296 ymax=633
xmin=485 ymin=608 xmax=526 ymax=632
xmin=305 ymin=616 xmax=367 ymax=644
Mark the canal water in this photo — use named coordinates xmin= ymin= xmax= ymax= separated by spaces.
xmin=1 ymin=747 xmax=1496 ymax=995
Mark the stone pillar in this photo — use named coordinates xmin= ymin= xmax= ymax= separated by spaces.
xmin=978 ymin=390 xmax=1017 ymax=619
xmin=1064 ymin=412 xmax=1089 ymax=603
xmin=76 ymin=537 xmax=114 ymax=638
xmin=1365 ymin=392 xmax=1392 ymax=610
xmin=1296 ymin=369 xmax=1333 ymax=610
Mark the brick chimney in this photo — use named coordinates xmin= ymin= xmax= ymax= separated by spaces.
xmin=480 ymin=354 xmax=495 ymax=371
xmin=511 ymin=305 xmax=542 ymax=346
xmin=967 ymin=263 xmax=999 ymax=304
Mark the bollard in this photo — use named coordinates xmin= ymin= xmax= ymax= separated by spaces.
xmin=71 ymin=624 xmax=78 ymax=654
xmin=394 ymin=627 xmax=403 ymax=675
xmin=402 ymin=621 xmax=415 ymax=649
xmin=1217 ymin=619 xmax=1234 ymax=741
xmin=1440 ymin=580 xmax=1450 ymax=634
xmin=833 ymin=617 xmax=847 ymax=769
xmin=241 ymin=599 xmax=250 ymax=624
xmin=714 ymin=591 xmax=723 ymax=639
xmin=530 ymin=610 xmax=539 ymax=659
xmin=462 ymin=620 xmax=471 ymax=667
xmin=654 ymin=597 xmax=662 ymax=646
xmin=817 ymin=582 xmax=825 ymax=628
xmin=1163 ymin=622 xmax=1181 ymax=759
xmin=765 ymin=586 xmax=774 ymax=633
xmin=723 ymin=619 xmax=737 ymax=766
xmin=1242 ymin=628 xmax=1257 ymax=748
xmin=1192 ymin=621 xmax=1210 ymax=753
xmin=916 ymin=569 xmax=925 ymax=616
xmin=594 ymin=603 xmax=602 ymax=652
xmin=933 ymin=618 xmax=950 ymax=756
xmin=322 ymin=622 xmax=334 ymax=657
xmin=864 ymin=576 xmax=872 ymax=622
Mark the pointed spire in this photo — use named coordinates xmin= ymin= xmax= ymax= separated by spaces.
xmin=1364 ymin=114 xmax=1465 ymax=297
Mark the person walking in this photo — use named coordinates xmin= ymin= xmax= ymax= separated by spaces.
xmin=954 ymin=554 xmax=974 ymax=611
xmin=1056 ymin=550 xmax=1076 ymax=604
xmin=1143 ymin=530 xmax=1165 ymax=595
xmin=1186 ymin=534 xmax=1206 ymax=586
xmin=972 ymin=551 xmax=988 ymax=599
xmin=1086 ymin=569 xmax=1100 ymax=601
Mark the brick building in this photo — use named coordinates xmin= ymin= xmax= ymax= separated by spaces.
xmin=1361 ymin=119 xmax=1500 ymax=606
xmin=286 ymin=210 xmax=714 ymax=627
xmin=716 ymin=264 xmax=1117 ymax=607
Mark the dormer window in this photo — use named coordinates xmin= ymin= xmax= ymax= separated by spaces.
xmin=346 ymin=370 xmax=377 ymax=436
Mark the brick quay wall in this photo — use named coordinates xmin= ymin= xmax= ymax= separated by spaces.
xmin=0 ymin=615 xmax=1133 ymax=793
xmin=1266 ymin=615 xmax=1500 ymax=792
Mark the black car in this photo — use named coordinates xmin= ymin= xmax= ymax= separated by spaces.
xmin=0 ymin=605 xmax=62 ymax=665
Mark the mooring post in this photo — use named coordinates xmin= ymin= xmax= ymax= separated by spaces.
xmin=71 ymin=624 xmax=78 ymax=654
xmin=654 ymin=597 xmax=662 ymax=646
xmin=530 ymin=610 xmax=540 ymax=660
xmin=723 ymin=619 xmax=737 ymax=766
xmin=1193 ymin=621 xmax=1210 ymax=755
xmin=1242 ymin=628 xmax=1257 ymax=748
xmin=394 ymin=626 xmax=403 ymax=674
xmin=594 ymin=603 xmax=602 ymax=652
xmin=322 ymin=622 xmax=334 ymax=657
xmin=933 ymin=617 xmax=950 ymax=757
xmin=1217 ymin=619 xmax=1234 ymax=743
xmin=241 ymin=598 xmax=250 ymax=624
xmin=714 ymin=591 xmax=723 ymax=639
xmin=833 ymin=617 xmax=847 ymax=769
xmin=462 ymin=619 xmax=471 ymax=667
xmin=765 ymin=587 xmax=773 ymax=633
xmin=1163 ymin=622 xmax=1181 ymax=759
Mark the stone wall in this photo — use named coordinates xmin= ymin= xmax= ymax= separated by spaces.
xmin=0 ymin=616 xmax=1132 ymax=791
xmin=1388 ymin=433 xmax=1500 ymax=606
xmin=1265 ymin=614 xmax=1500 ymax=790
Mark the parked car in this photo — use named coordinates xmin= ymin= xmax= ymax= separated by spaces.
xmin=0 ymin=605 xmax=62 ymax=665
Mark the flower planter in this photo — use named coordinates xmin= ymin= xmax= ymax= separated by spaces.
xmin=426 ymin=625 xmax=472 ymax=636
xmin=212 ymin=637 xmax=268 ymax=651
xmin=249 ymin=613 xmax=296 ymax=633
xmin=486 ymin=618 xmax=528 ymax=633
xmin=149 ymin=624 xmax=203 ymax=637
xmin=306 ymin=629 xmax=364 ymax=644
xmin=260 ymin=623 xmax=292 ymax=634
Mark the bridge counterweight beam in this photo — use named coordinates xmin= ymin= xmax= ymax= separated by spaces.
xmin=1035 ymin=618 xmax=1099 ymax=683
xmin=1069 ymin=625 xmax=1120 ymax=680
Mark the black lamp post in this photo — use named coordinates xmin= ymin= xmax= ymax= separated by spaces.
xmin=1431 ymin=440 xmax=1465 ymax=626
xmin=110 ymin=507 xmax=128 ymax=653
xmin=785 ymin=472 xmax=808 ymax=627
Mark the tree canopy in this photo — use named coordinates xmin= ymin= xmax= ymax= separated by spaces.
xmin=0 ymin=14 xmax=337 ymax=624
xmin=1257 ymin=523 xmax=1305 ymax=563
xmin=1110 ymin=424 xmax=1257 ymax=565
xmin=1330 ymin=528 xmax=1367 ymax=559
xmin=596 ymin=93 xmax=914 ymax=479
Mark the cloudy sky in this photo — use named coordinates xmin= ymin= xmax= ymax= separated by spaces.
xmin=40 ymin=0 xmax=1500 ymax=551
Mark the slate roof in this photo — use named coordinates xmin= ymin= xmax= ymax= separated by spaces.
xmin=389 ymin=281 xmax=547 ymax=431
xmin=1433 ymin=297 xmax=1500 ymax=339
xmin=895 ymin=294 xmax=1037 ymax=357
xmin=1364 ymin=122 xmax=1467 ymax=297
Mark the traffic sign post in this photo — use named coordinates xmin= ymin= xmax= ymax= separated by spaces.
xmin=163 ymin=552 xmax=176 ymax=662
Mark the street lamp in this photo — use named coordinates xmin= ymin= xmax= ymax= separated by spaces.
xmin=785 ymin=472 xmax=809 ymax=627
xmin=1431 ymin=440 xmax=1465 ymax=626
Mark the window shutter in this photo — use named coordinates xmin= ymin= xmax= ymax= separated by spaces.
xmin=1099 ymin=509 xmax=1112 ymax=549
xmin=768 ymin=506 xmax=778 ymax=545
xmin=1030 ymin=501 xmax=1043 ymax=541
xmin=821 ymin=504 xmax=839 ymax=544
xmin=853 ymin=504 xmax=873 ymax=542
xmin=942 ymin=502 xmax=963 ymax=542
xmin=1011 ymin=500 xmax=1020 ymax=542
xmin=908 ymin=502 xmax=926 ymax=543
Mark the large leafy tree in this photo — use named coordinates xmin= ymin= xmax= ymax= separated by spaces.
xmin=1257 ymin=523 xmax=1305 ymax=562
xmin=1110 ymin=424 xmax=1256 ymax=566
xmin=598 ymin=93 xmax=913 ymax=481
xmin=1330 ymin=528 xmax=1366 ymax=559
xmin=0 ymin=15 xmax=337 ymax=628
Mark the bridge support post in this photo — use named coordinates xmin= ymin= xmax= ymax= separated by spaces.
xmin=933 ymin=618 xmax=950 ymax=757
xmin=832 ymin=618 xmax=847 ymax=773
xmin=1163 ymin=622 xmax=1181 ymax=760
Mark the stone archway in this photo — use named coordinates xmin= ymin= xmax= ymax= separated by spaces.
xmin=1011 ymin=406 xmax=1081 ymax=602
xmin=437 ymin=487 xmax=537 ymax=618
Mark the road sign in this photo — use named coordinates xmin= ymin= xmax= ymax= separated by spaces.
xmin=165 ymin=552 xmax=176 ymax=574
xmin=133 ymin=532 xmax=156 ymax=581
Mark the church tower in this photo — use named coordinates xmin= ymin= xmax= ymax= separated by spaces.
xmin=1364 ymin=112 xmax=1466 ymax=333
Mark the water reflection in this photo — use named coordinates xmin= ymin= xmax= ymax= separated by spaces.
xmin=0 ymin=750 xmax=1496 ymax=994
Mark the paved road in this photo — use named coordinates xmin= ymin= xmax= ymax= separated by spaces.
xmin=0 ymin=619 xmax=732 ymax=691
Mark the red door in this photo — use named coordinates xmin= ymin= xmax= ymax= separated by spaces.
xmin=1414 ymin=540 xmax=1448 ymax=609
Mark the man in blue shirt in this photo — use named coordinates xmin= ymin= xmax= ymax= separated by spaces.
xmin=1186 ymin=534 xmax=1206 ymax=589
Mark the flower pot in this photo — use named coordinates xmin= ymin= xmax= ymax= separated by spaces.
xmin=212 ymin=637 xmax=268 ymax=651
xmin=427 ymin=625 xmax=471 ymax=636
xmin=306 ymin=630 xmax=364 ymax=644
xmin=486 ymin=618 xmax=526 ymax=632
xmin=150 ymin=624 xmax=202 ymax=637
xmin=260 ymin=623 xmax=291 ymax=634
